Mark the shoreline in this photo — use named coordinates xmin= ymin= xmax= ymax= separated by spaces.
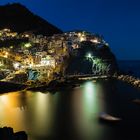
xmin=0 ymin=75 xmax=111 ymax=93
xmin=1 ymin=74 xmax=140 ymax=94
xmin=0 ymin=81 xmax=27 ymax=94
xmin=114 ymin=74 xmax=140 ymax=89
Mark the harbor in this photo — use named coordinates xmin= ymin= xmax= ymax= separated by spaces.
xmin=0 ymin=78 xmax=140 ymax=140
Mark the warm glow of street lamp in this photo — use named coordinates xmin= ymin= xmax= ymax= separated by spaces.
xmin=4 ymin=52 xmax=8 ymax=58
xmin=80 ymin=36 xmax=86 ymax=42
xmin=5 ymin=52 xmax=8 ymax=55
xmin=78 ymin=33 xmax=82 ymax=37
xmin=91 ymin=38 xmax=99 ymax=43
xmin=25 ymin=34 xmax=29 ymax=37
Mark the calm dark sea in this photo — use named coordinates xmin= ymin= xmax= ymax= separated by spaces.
xmin=118 ymin=60 xmax=140 ymax=78
xmin=0 ymin=60 xmax=140 ymax=140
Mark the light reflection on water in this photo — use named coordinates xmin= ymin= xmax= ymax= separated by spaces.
xmin=0 ymin=90 xmax=62 ymax=140
xmin=0 ymin=80 xmax=140 ymax=140
xmin=0 ymin=81 xmax=107 ymax=140
xmin=0 ymin=91 xmax=29 ymax=131
xmin=31 ymin=92 xmax=59 ymax=137
xmin=72 ymin=81 xmax=105 ymax=140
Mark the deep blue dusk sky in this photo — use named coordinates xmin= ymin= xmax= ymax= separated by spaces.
xmin=0 ymin=0 xmax=140 ymax=60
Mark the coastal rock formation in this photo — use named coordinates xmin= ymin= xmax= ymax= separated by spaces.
xmin=116 ymin=74 xmax=140 ymax=88
xmin=65 ymin=35 xmax=118 ymax=75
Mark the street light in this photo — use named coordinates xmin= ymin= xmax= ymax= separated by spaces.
xmin=86 ymin=53 xmax=92 ymax=59
xmin=86 ymin=53 xmax=95 ymax=73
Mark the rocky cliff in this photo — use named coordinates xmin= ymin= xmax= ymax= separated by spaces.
xmin=66 ymin=41 xmax=118 ymax=75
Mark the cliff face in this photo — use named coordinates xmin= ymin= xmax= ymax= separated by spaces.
xmin=0 ymin=3 xmax=62 ymax=36
xmin=66 ymin=41 xmax=118 ymax=75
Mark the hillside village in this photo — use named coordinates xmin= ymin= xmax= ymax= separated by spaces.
xmin=0 ymin=28 xmax=116 ymax=85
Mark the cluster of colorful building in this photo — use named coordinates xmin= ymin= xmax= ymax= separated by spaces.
xmin=0 ymin=29 xmax=107 ymax=83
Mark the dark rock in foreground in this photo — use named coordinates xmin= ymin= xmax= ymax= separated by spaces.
xmin=0 ymin=127 xmax=27 ymax=140
xmin=0 ymin=81 xmax=26 ymax=94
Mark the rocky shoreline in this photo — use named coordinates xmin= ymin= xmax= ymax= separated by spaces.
xmin=0 ymin=81 xmax=27 ymax=94
xmin=115 ymin=74 xmax=140 ymax=88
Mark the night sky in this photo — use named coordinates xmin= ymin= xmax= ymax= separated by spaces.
xmin=0 ymin=0 xmax=140 ymax=60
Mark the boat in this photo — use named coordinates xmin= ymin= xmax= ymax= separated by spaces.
xmin=99 ymin=112 xmax=121 ymax=122
xmin=92 ymin=80 xmax=96 ymax=83
xmin=132 ymin=99 xmax=140 ymax=104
